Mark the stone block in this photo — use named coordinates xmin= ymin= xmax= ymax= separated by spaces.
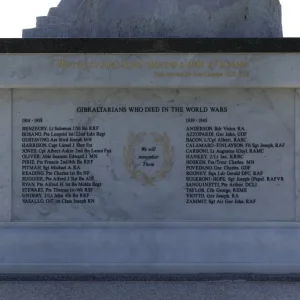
xmin=36 ymin=16 xmax=72 ymax=28
xmin=22 ymin=0 xmax=282 ymax=38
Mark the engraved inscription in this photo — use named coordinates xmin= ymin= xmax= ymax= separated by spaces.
xmin=13 ymin=90 xmax=294 ymax=222
xmin=56 ymin=58 xmax=250 ymax=79
xmin=123 ymin=132 xmax=175 ymax=186
xmin=20 ymin=121 xmax=107 ymax=216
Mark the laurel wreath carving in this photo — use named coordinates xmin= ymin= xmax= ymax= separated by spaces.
xmin=123 ymin=132 xmax=175 ymax=186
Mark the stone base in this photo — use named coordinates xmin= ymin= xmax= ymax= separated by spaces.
xmin=3 ymin=280 xmax=300 ymax=300
xmin=0 ymin=223 xmax=300 ymax=274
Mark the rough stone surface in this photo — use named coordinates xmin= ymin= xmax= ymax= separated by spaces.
xmin=1 ymin=281 xmax=300 ymax=300
xmin=22 ymin=0 xmax=283 ymax=38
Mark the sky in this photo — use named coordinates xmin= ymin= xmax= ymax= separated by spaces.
xmin=0 ymin=0 xmax=298 ymax=38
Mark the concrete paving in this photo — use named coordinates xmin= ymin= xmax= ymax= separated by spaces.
xmin=0 ymin=280 xmax=300 ymax=300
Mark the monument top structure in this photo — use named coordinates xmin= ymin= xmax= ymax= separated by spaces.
xmin=22 ymin=0 xmax=283 ymax=38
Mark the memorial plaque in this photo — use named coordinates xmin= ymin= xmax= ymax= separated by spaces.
xmin=0 ymin=48 xmax=299 ymax=274
xmin=12 ymin=88 xmax=294 ymax=222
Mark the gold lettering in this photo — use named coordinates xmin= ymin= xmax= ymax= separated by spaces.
xmin=219 ymin=60 xmax=248 ymax=68
xmin=55 ymin=58 xmax=250 ymax=78
xmin=188 ymin=60 xmax=205 ymax=68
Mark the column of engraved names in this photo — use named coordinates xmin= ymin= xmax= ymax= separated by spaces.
xmin=185 ymin=120 xmax=286 ymax=205
xmin=21 ymin=118 xmax=109 ymax=206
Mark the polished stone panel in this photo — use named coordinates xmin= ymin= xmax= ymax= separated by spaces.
xmin=12 ymin=88 xmax=294 ymax=222
xmin=0 ymin=52 xmax=299 ymax=274
xmin=0 ymin=54 xmax=300 ymax=89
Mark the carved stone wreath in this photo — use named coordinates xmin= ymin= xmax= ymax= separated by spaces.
xmin=123 ymin=132 xmax=175 ymax=186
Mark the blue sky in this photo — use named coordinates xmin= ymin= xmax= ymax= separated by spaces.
xmin=0 ymin=0 xmax=298 ymax=38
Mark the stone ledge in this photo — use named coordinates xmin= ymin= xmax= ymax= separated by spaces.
xmin=36 ymin=16 xmax=73 ymax=28
xmin=1 ymin=263 xmax=300 ymax=275
xmin=22 ymin=27 xmax=73 ymax=38
xmin=2 ymin=273 xmax=300 ymax=281
xmin=0 ymin=225 xmax=299 ymax=272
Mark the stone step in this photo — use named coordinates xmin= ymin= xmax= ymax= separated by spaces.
xmin=22 ymin=26 xmax=73 ymax=38
xmin=36 ymin=16 xmax=73 ymax=28
xmin=48 ymin=7 xmax=61 ymax=17
xmin=57 ymin=0 xmax=83 ymax=11
xmin=47 ymin=7 xmax=76 ymax=21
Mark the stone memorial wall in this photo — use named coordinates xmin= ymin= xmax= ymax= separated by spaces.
xmin=0 ymin=52 xmax=300 ymax=274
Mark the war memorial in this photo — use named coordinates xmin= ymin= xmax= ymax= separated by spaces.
xmin=0 ymin=0 xmax=297 ymax=275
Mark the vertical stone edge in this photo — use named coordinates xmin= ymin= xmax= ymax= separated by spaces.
xmin=295 ymin=89 xmax=300 ymax=220
xmin=0 ymin=89 xmax=12 ymax=222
